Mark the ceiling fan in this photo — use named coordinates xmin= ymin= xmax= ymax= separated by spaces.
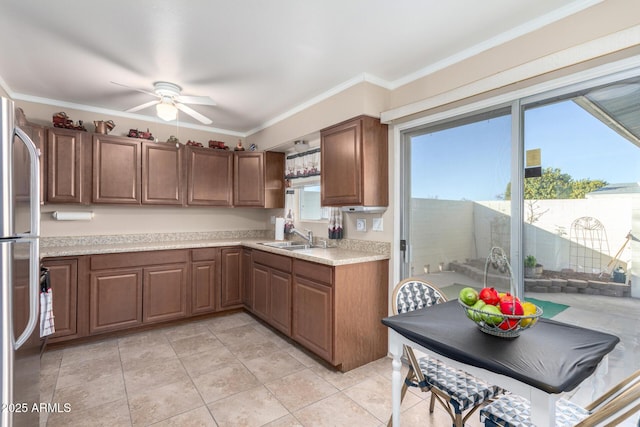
xmin=112 ymin=81 xmax=216 ymax=124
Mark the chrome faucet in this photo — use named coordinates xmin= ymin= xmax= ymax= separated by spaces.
xmin=289 ymin=227 xmax=313 ymax=245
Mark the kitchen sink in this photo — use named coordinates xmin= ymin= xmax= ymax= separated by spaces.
xmin=259 ymin=241 xmax=311 ymax=251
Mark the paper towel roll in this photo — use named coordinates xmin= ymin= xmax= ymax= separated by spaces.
xmin=52 ymin=211 xmax=94 ymax=221
xmin=275 ymin=217 xmax=285 ymax=241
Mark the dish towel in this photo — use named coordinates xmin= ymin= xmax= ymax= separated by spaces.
xmin=40 ymin=290 xmax=55 ymax=337
xmin=40 ymin=267 xmax=55 ymax=337
xmin=328 ymin=207 xmax=343 ymax=239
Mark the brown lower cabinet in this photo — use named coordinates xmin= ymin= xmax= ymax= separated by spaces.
xmin=292 ymin=258 xmax=389 ymax=372
xmin=43 ymin=258 xmax=78 ymax=339
xmin=292 ymin=262 xmax=333 ymax=362
xmin=143 ymin=264 xmax=188 ymax=323
xmin=190 ymin=246 xmax=242 ymax=314
xmin=43 ymin=246 xmax=388 ymax=372
xmin=191 ymin=248 xmax=219 ymax=315
xmin=251 ymin=250 xmax=292 ymax=336
xmin=90 ymin=268 xmax=143 ymax=334
xmin=241 ymin=249 xmax=253 ymax=309
xmin=88 ymin=250 xmax=188 ymax=335
xmin=220 ymin=247 xmax=242 ymax=308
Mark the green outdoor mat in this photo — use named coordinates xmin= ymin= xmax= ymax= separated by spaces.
xmin=525 ymin=297 xmax=569 ymax=319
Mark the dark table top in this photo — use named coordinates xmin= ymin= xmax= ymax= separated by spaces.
xmin=382 ymin=300 xmax=620 ymax=394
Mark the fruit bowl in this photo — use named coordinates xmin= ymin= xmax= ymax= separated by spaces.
xmin=458 ymin=298 xmax=543 ymax=338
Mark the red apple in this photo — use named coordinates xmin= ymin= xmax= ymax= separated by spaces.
xmin=499 ymin=297 xmax=524 ymax=316
xmin=478 ymin=287 xmax=500 ymax=305
xmin=499 ymin=318 xmax=519 ymax=330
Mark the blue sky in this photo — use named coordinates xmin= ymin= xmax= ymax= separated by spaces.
xmin=410 ymin=100 xmax=640 ymax=200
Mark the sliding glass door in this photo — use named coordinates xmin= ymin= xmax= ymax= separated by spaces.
xmin=400 ymin=73 xmax=640 ymax=303
xmin=521 ymin=78 xmax=640 ymax=290
xmin=400 ymin=108 xmax=512 ymax=299
xmin=400 ymin=71 xmax=640 ymax=407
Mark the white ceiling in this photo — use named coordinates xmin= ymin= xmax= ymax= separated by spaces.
xmin=0 ymin=0 xmax=600 ymax=136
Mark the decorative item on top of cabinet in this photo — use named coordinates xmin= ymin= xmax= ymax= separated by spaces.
xmin=234 ymin=151 xmax=285 ymax=208
xmin=93 ymin=120 xmax=115 ymax=135
xmin=52 ymin=112 xmax=87 ymax=131
xmin=321 ymin=115 xmax=388 ymax=207
xmin=127 ymin=128 xmax=154 ymax=140
xmin=208 ymin=140 xmax=229 ymax=150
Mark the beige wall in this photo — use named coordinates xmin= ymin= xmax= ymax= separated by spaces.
xmin=40 ymin=205 xmax=277 ymax=238
xmin=389 ymin=0 xmax=640 ymax=110
xmin=246 ymin=81 xmax=390 ymax=151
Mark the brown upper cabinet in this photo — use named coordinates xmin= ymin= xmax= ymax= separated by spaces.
xmin=93 ymin=135 xmax=183 ymax=205
xmin=92 ymin=134 xmax=141 ymax=204
xmin=234 ymin=151 xmax=285 ymax=208
xmin=37 ymin=118 xmax=285 ymax=209
xmin=186 ymin=146 xmax=233 ymax=206
xmin=15 ymin=109 xmax=46 ymax=205
xmin=320 ymin=115 xmax=388 ymax=207
xmin=47 ymin=127 xmax=91 ymax=204
xmin=142 ymin=141 xmax=184 ymax=205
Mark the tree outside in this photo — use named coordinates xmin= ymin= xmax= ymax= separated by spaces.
xmin=504 ymin=167 xmax=607 ymax=200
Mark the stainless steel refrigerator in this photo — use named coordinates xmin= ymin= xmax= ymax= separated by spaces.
xmin=1 ymin=97 xmax=41 ymax=426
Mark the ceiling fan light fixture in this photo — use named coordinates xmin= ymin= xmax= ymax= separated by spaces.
xmin=156 ymin=100 xmax=177 ymax=121
xmin=294 ymin=140 xmax=309 ymax=152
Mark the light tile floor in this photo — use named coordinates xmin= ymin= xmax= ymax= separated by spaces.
xmin=41 ymin=311 xmax=482 ymax=427
xmin=41 ymin=280 xmax=640 ymax=427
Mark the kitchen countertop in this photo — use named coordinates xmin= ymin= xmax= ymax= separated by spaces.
xmin=40 ymin=234 xmax=390 ymax=267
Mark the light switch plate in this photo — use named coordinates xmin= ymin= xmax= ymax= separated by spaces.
xmin=372 ymin=217 xmax=383 ymax=231
xmin=356 ymin=218 xmax=367 ymax=232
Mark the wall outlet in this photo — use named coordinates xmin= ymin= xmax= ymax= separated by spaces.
xmin=270 ymin=216 xmax=276 ymax=224
xmin=372 ymin=217 xmax=383 ymax=231
xmin=356 ymin=218 xmax=367 ymax=232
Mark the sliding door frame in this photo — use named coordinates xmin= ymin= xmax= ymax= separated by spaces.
xmin=395 ymin=58 xmax=640 ymax=295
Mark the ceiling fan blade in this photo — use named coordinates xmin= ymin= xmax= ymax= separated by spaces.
xmin=176 ymin=103 xmax=213 ymax=125
xmin=175 ymin=95 xmax=217 ymax=106
xmin=111 ymin=81 xmax=157 ymax=97
xmin=126 ymin=99 xmax=160 ymax=113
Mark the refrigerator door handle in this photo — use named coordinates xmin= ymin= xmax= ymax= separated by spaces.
xmin=14 ymin=126 xmax=40 ymax=238
xmin=12 ymin=126 xmax=41 ymax=350
xmin=13 ymin=238 xmax=39 ymax=350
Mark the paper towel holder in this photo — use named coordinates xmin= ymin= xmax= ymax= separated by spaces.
xmin=52 ymin=211 xmax=94 ymax=221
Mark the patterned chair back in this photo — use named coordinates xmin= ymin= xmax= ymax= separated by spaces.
xmin=392 ymin=278 xmax=447 ymax=315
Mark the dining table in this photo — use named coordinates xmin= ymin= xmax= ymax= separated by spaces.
xmin=382 ymin=300 xmax=620 ymax=427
